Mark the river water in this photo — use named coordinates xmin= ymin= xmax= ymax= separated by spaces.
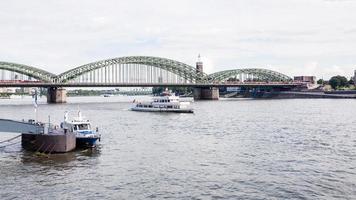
xmin=0 ymin=96 xmax=355 ymax=199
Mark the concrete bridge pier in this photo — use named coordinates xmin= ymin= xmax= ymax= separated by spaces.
xmin=193 ymin=87 xmax=219 ymax=100
xmin=47 ymin=87 xmax=67 ymax=103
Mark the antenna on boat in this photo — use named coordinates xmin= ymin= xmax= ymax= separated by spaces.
xmin=64 ymin=111 xmax=68 ymax=122
xmin=78 ymin=110 xmax=82 ymax=120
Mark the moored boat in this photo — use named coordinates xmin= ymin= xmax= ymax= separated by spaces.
xmin=61 ymin=111 xmax=101 ymax=147
xmin=103 ymin=94 xmax=114 ymax=97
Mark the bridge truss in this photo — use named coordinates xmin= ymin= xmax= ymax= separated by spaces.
xmin=207 ymin=68 xmax=292 ymax=83
xmin=0 ymin=61 xmax=55 ymax=82
xmin=0 ymin=57 xmax=293 ymax=86
xmin=56 ymin=56 xmax=208 ymax=84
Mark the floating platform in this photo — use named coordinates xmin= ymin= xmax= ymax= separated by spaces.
xmin=21 ymin=132 xmax=76 ymax=153
xmin=0 ymin=119 xmax=77 ymax=153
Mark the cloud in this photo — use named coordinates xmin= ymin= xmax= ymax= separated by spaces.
xmin=0 ymin=0 xmax=355 ymax=79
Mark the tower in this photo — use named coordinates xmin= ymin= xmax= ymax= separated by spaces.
xmin=196 ymin=54 xmax=203 ymax=73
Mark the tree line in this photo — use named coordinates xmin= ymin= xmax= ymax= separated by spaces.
xmin=318 ymin=75 xmax=354 ymax=90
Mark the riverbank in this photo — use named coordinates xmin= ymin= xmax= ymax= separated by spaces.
xmin=221 ymin=90 xmax=356 ymax=99
xmin=272 ymin=91 xmax=356 ymax=99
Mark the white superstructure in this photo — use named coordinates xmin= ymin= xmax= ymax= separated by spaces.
xmin=61 ymin=111 xmax=100 ymax=147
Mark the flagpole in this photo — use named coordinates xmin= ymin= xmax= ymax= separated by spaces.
xmin=35 ymin=107 xmax=37 ymax=123
xmin=33 ymin=89 xmax=38 ymax=123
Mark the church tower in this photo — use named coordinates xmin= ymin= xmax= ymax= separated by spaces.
xmin=196 ymin=54 xmax=203 ymax=73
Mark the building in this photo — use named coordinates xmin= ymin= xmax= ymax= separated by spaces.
xmin=294 ymin=76 xmax=316 ymax=84
xmin=0 ymin=88 xmax=16 ymax=93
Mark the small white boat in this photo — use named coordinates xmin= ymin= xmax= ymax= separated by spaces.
xmin=103 ymin=94 xmax=114 ymax=97
xmin=131 ymin=91 xmax=194 ymax=113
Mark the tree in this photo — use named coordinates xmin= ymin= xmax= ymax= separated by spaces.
xmin=339 ymin=76 xmax=348 ymax=87
xmin=348 ymin=77 xmax=354 ymax=86
xmin=152 ymin=87 xmax=165 ymax=95
xmin=329 ymin=75 xmax=348 ymax=90
xmin=152 ymin=87 xmax=193 ymax=95
xmin=317 ymin=79 xmax=324 ymax=85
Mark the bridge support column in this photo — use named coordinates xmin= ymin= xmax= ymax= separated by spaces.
xmin=193 ymin=87 xmax=219 ymax=100
xmin=47 ymin=87 xmax=67 ymax=104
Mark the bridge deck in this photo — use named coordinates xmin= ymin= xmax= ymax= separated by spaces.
xmin=0 ymin=82 xmax=302 ymax=87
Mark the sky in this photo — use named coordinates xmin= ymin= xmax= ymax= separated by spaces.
xmin=1 ymin=0 xmax=356 ymax=79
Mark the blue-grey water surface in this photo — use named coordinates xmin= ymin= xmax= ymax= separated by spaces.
xmin=0 ymin=96 xmax=355 ymax=199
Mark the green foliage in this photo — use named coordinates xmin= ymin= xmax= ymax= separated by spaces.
xmin=152 ymin=87 xmax=165 ymax=95
xmin=67 ymin=89 xmax=102 ymax=96
xmin=329 ymin=75 xmax=348 ymax=90
xmin=317 ymin=79 xmax=324 ymax=85
xmin=152 ymin=87 xmax=193 ymax=95
xmin=0 ymin=93 xmax=11 ymax=97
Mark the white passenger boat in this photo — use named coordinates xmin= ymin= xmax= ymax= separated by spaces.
xmin=103 ymin=94 xmax=114 ymax=97
xmin=131 ymin=91 xmax=194 ymax=113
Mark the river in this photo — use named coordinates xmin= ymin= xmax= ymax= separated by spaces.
xmin=0 ymin=96 xmax=355 ymax=199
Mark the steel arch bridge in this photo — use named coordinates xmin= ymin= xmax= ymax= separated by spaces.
xmin=0 ymin=56 xmax=293 ymax=85
xmin=56 ymin=56 xmax=209 ymax=84
xmin=207 ymin=68 xmax=292 ymax=83
xmin=0 ymin=61 xmax=55 ymax=82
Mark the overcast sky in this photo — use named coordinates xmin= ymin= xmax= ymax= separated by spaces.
xmin=1 ymin=0 xmax=356 ymax=79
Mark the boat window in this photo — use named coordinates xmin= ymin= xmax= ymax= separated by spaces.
xmin=168 ymin=100 xmax=170 ymax=102
xmin=149 ymin=105 xmax=153 ymax=108
xmin=167 ymin=106 xmax=172 ymax=108
xmin=78 ymin=124 xmax=90 ymax=130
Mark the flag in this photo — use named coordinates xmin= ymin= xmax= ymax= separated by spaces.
xmin=33 ymin=89 xmax=38 ymax=108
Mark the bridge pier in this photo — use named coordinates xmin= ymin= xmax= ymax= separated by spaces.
xmin=193 ymin=87 xmax=219 ymax=100
xmin=47 ymin=87 xmax=67 ymax=103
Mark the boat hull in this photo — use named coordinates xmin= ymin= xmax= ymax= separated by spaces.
xmin=131 ymin=107 xmax=193 ymax=113
xmin=22 ymin=132 xmax=76 ymax=153
xmin=76 ymin=137 xmax=99 ymax=148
